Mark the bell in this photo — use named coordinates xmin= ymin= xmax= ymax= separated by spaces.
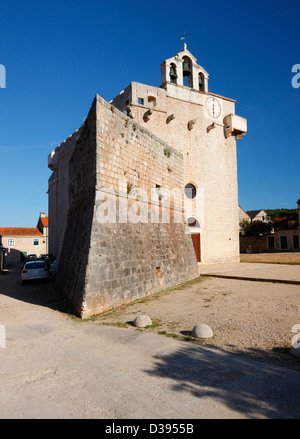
xmin=169 ymin=66 xmax=177 ymax=79
xmin=183 ymin=61 xmax=191 ymax=76
xmin=199 ymin=75 xmax=204 ymax=91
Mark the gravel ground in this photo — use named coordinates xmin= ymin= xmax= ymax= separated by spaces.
xmin=0 ymin=267 xmax=299 ymax=419
xmin=91 ymin=276 xmax=300 ymax=370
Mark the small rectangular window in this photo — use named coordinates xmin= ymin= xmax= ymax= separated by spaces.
xmin=8 ymin=239 xmax=14 ymax=246
xmin=268 ymin=236 xmax=275 ymax=250
xmin=138 ymin=98 xmax=144 ymax=105
xmin=293 ymin=235 xmax=299 ymax=249
xmin=280 ymin=236 xmax=288 ymax=250
xmin=33 ymin=239 xmax=39 ymax=246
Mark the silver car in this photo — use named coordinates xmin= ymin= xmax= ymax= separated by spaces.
xmin=21 ymin=261 xmax=50 ymax=284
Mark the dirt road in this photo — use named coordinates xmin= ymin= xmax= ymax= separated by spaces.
xmin=0 ymin=266 xmax=299 ymax=419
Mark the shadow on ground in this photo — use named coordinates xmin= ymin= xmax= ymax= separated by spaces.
xmin=177 ymin=330 xmax=300 ymax=372
xmin=0 ymin=265 xmax=76 ymax=316
xmin=144 ymin=343 xmax=300 ymax=419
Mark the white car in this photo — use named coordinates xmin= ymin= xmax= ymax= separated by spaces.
xmin=21 ymin=261 xmax=50 ymax=284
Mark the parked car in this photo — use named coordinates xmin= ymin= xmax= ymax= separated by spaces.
xmin=39 ymin=253 xmax=54 ymax=261
xmin=49 ymin=259 xmax=57 ymax=276
xmin=21 ymin=261 xmax=50 ymax=284
xmin=25 ymin=254 xmax=38 ymax=262
xmin=39 ymin=254 xmax=55 ymax=268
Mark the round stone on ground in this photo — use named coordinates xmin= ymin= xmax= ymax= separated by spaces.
xmin=133 ymin=315 xmax=152 ymax=328
xmin=192 ymin=323 xmax=213 ymax=339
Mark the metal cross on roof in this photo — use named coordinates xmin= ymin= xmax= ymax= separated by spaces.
xmin=181 ymin=32 xmax=187 ymax=50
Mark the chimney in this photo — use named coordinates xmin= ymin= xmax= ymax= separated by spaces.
xmin=40 ymin=212 xmax=46 ymax=218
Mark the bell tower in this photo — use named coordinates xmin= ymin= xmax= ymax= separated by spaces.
xmin=160 ymin=43 xmax=209 ymax=93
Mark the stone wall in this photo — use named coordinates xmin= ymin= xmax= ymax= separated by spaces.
xmin=239 ymin=236 xmax=269 ymax=254
xmin=240 ymin=231 xmax=300 ymax=253
xmin=56 ymin=95 xmax=199 ymax=318
xmin=48 ymin=126 xmax=82 ymax=261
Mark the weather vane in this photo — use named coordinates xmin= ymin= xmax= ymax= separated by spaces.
xmin=181 ymin=32 xmax=187 ymax=49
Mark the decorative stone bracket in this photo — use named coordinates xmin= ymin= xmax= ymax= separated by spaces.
xmin=143 ymin=109 xmax=153 ymax=122
xmin=188 ymin=119 xmax=196 ymax=130
xmin=207 ymin=122 xmax=216 ymax=133
xmin=166 ymin=114 xmax=175 ymax=124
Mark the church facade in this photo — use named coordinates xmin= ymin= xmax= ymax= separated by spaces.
xmin=48 ymin=45 xmax=247 ymax=317
xmin=111 ymin=43 xmax=247 ymax=264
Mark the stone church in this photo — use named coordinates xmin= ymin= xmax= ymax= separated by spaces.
xmin=48 ymin=44 xmax=247 ymax=317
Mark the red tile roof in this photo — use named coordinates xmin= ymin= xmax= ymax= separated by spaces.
xmin=273 ymin=217 xmax=287 ymax=223
xmin=0 ymin=227 xmax=43 ymax=236
xmin=41 ymin=217 xmax=48 ymax=227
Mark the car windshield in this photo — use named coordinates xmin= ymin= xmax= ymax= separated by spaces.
xmin=25 ymin=262 xmax=46 ymax=269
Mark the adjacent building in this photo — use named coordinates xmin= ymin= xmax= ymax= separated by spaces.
xmin=272 ymin=201 xmax=300 ymax=251
xmin=239 ymin=207 xmax=270 ymax=225
xmin=240 ymin=199 xmax=300 ymax=253
xmin=0 ymin=212 xmax=49 ymax=265
xmin=246 ymin=209 xmax=270 ymax=223
xmin=238 ymin=206 xmax=251 ymax=224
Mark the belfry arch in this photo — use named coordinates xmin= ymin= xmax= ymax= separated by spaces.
xmin=182 ymin=56 xmax=193 ymax=88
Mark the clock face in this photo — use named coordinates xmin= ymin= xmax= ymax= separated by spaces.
xmin=205 ymin=97 xmax=221 ymax=118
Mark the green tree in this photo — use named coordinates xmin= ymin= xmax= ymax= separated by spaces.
xmin=239 ymin=219 xmax=250 ymax=235
xmin=242 ymin=220 xmax=273 ymax=237
xmin=265 ymin=209 xmax=297 ymax=220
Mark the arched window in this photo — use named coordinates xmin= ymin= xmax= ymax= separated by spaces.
xmin=182 ymin=56 xmax=193 ymax=88
xmin=199 ymin=72 xmax=205 ymax=91
xmin=184 ymin=183 xmax=197 ymax=199
xmin=169 ymin=63 xmax=177 ymax=84
xmin=187 ymin=217 xmax=200 ymax=228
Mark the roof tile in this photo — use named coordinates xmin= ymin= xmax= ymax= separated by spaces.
xmin=0 ymin=227 xmax=43 ymax=236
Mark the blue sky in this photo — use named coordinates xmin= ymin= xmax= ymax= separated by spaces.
xmin=0 ymin=0 xmax=299 ymax=226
